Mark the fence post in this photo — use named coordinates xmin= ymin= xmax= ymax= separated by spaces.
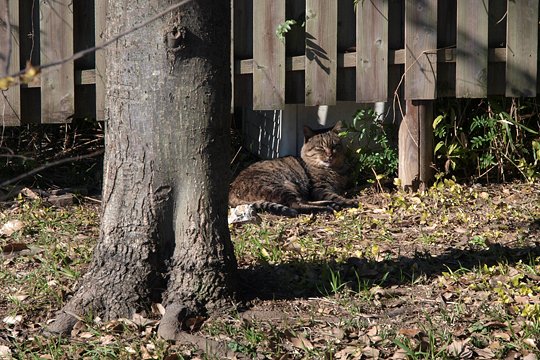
xmin=401 ymin=0 xmax=437 ymax=190
xmin=398 ymin=100 xmax=433 ymax=191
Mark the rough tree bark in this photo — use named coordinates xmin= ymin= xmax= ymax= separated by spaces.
xmin=47 ymin=0 xmax=237 ymax=339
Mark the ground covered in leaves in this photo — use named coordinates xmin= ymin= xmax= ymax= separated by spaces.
xmin=0 ymin=181 xmax=539 ymax=359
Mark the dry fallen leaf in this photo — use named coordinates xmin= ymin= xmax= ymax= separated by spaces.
xmin=367 ymin=326 xmax=381 ymax=337
xmin=0 ymin=220 xmax=24 ymax=236
xmin=184 ymin=315 xmax=205 ymax=332
xmin=475 ymin=347 xmax=496 ymax=359
xmin=162 ymin=355 xmax=180 ymax=360
xmin=398 ymin=328 xmax=423 ymax=338
xmin=152 ymin=303 xmax=166 ymax=316
xmin=0 ymin=345 xmax=12 ymax=359
xmin=391 ymin=348 xmax=408 ymax=359
xmin=446 ymin=338 xmax=473 ymax=358
xmin=20 ymin=188 xmax=41 ymax=200
xmin=287 ymin=333 xmax=313 ymax=350
xmin=12 ymin=294 xmax=29 ymax=302
xmin=79 ymin=332 xmax=94 ymax=339
xmin=334 ymin=345 xmax=361 ymax=359
xmin=132 ymin=313 xmax=158 ymax=327
xmin=493 ymin=331 xmax=511 ymax=341
xmin=361 ymin=346 xmax=380 ymax=359
xmin=2 ymin=243 xmax=29 ymax=253
xmin=523 ymin=338 xmax=537 ymax=348
xmin=140 ymin=344 xmax=154 ymax=360
xmin=99 ymin=334 xmax=115 ymax=345
xmin=505 ymin=349 xmax=521 ymax=359
xmin=3 ymin=315 xmax=22 ymax=325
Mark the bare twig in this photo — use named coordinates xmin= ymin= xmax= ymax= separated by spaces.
xmin=371 ymin=167 xmax=383 ymax=192
xmin=0 ymin=154 xmax=34 ymax=161
xmin=230 ymin=146 xmax=243 ymax=165
xmin=392 ymin=45 xmax=456 ymax=121
xmin=4 ymin=0 xmax=12 ymax=76
xmin=30 ymin=0 xmax=36 ymax=61
xmin=0 ymin=149 xmax=104 ymax=188
xmin=5 ymin=0 xmax=193 ymax=80
xmin=82 ymin=196 xmax=102 ymax=204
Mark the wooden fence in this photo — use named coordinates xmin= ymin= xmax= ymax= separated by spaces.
xmin=233 ymin=0 xmax=539 ymax=188
xmin=233 ymin=0 xmax=539 ymax=107
xmin=1 ymin=1 xmax=539 ymax=187
xmin=0 ymin=0 xmax=106 ymax=126
xmin=3 ymin=1 xmax=538 ymax=118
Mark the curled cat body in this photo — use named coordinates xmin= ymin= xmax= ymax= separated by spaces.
xmin=229 ymin=121 xmax=359 ymax=216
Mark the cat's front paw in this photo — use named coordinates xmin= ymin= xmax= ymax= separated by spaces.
xmin=329 ymin=203 xmax=342 ymax=211
xmin=347 ymin=199 xmax=359 ymax=208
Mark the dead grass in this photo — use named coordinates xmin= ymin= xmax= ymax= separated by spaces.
xmin=0 ymin=180 xmax=539 ymax=359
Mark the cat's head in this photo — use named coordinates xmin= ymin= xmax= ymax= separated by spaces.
xmin=301 ymin=121 xmax=346 ymax=169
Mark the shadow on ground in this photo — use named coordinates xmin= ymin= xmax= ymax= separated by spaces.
xmin=238 ymin=219 xmax=540 ymax=301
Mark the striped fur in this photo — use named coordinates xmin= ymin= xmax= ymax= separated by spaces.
xmin=229 ymin=122 xmax=358 ymax=216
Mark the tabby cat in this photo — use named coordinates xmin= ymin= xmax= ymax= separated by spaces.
xmin=229 ymin=121 xmax=358 ymax=216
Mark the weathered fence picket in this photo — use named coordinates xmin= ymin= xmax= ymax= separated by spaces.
xmin=0 ymin=1 xmax=101 ymax=126
xmin=253 ymin=0 xmax=285 ymax=110
xmin=0 ymin=0 xmax=20 ymax=126
xmin=305 ymin=0 xmax=337 ymax=106
xmin=456 ymin=1 xmax=488 ymax=98
xmin=39 ymin=0 xmax=74 ymax=124
xmin=95 ymin=0 xmax=107 ymax=121
xmin=506 ymin=0 xmax=538 ymax=97
xmin=356 ymin=0 xmax=388 ymax=103
xmin=404 ymin=0 xmax=437 ymax=100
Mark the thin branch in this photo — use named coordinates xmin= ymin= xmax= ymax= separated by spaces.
xmin=392 ymin=46 xmax=456 ymax=114
xmin=0 ymin=149 xmax=104 ymax=188
xmin=6 ymin=0 xmax=193 ymax=80
xmin=4 ymin=0 xmax=12 ymax=76
xmin=0 ymin=154 xmax=34 ymax=161
xmin=0 ymin=146 xmax=13 ymax=154
xmin=29 ymin=0 xmax=36 ymax=61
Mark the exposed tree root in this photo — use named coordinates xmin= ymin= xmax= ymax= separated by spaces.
xmin=157 ymin=302 xmax=193 ymax=341
xmin=158 ymin=304 xmax=241 ymax=359
xmin=175 ymin=332 xmax=242 ymax=359
xmin=44 ymin=286 xmax=143 ymax=336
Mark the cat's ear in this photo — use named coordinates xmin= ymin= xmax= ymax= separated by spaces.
xmin=303 ymin=126 xmax=316 ymax=142
xmin=332 ymin=121 xmax=344 ymax=133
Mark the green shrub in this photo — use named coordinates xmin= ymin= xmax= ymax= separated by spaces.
xmin=342 ymin=109 xmax=398 ymax=185
xmin=433 ymin=98 xmax=540 ymax=182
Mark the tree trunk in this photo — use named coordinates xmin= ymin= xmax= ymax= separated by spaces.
xmin=47 ymin=0 xmax=237 ymax=338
